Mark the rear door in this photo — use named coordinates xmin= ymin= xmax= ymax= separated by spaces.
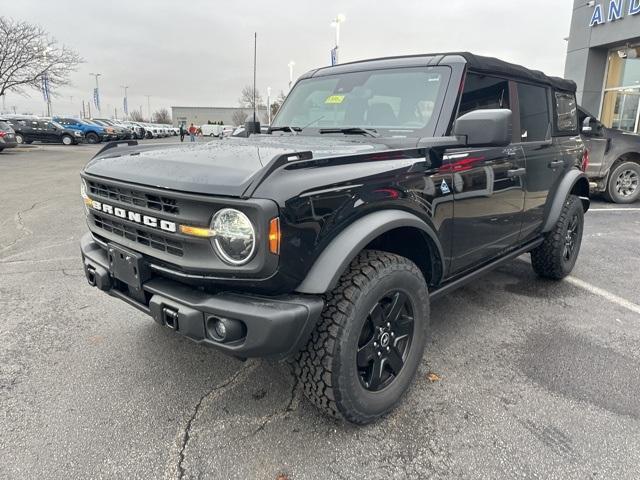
xmin=448 ymin=73 xmax=526 ymax=274
xmin=519 ymin=89 xmax=577 ymax=239
xmin=513 ymin=82 xmax=559 ymax=241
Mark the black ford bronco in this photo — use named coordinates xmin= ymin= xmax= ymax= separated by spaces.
xmin=80 ymin=52 xmax=590 ymax=424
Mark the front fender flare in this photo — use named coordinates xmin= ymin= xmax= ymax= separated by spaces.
xmin=542 ymin=169 xmax=590 ymax=233
xmin=295 ymin=210 xmax=444 ymax=294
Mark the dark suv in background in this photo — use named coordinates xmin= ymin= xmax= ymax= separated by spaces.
xmin=80 ymin=52 xmax=589 ymax=424
xmin=0 ymin=119 xmax=18 ymax=152
xmin=6 ymin=118 xmax=84 ymax=145
xmin=579 ymin=107 xmax=640 ymax=203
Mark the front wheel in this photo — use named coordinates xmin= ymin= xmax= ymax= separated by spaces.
xmin=61 ymin=135 xmax=73 ymax=145
xmin=85 ymin=132 xmax=99 ymax=144
xmin=15 ymin=133 xmax=24 ymax=144
xmin=531 ymin=194 xmax=584 ymax=280
xmin=604 ymin=161 xmax=640 ymax=204
xmin=294 ymin=250 xmax=429 ymax=424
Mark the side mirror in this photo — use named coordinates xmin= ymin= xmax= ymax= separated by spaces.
xmin=582 ymin=116 xmax=593 ymax=134
xmin=453 ymin=109 xmax=512 ymax=147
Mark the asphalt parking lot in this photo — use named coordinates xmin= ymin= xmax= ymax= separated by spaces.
xmin=1 ymin=140 xmax=639 ymax=480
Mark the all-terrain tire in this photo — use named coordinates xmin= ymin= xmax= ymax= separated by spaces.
xmin=294 ymin=250 xmax=430 ymax=424
xmin=531 ymin=194 xmax=584 ymax=280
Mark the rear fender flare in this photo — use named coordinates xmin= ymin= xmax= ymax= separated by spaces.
xmin=295 ymin=210 xmax=444 ymax=294
xmin=542 ymin=169 xmax=590 ymax=233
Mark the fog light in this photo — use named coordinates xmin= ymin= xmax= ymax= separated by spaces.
xmin=206 ymin=316 xmax=246 ymax=343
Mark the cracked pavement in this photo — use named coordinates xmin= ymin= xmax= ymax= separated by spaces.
xmin=1 ymin=141 xmax=639 ymax=479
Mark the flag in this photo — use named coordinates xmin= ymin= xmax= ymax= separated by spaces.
xmin=93 ymin=87 xmax=101 ymax=111
xmin=330 ymin=47 xmax=339 ymax=66
xmin=123 ymin=96 xmax=128 ymax=115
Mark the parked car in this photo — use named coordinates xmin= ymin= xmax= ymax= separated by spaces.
xmin=0 ymin=119 xmax=18 ymax=152
xmin=120 ymin=121 xmax=146 ymax=140
xmin=54 ymin=117 xmax=111 ymax=144
xmin=7 ymin=118 xmax=84 ymax=145
xmin=92 ymin=119 xmax=132 ymax=140
xmin=83 ymin=119 xmax=118 ymax=140
xmin=80 ymin=52 xmax=589 ymax=424
xmin=579 ymin=107 xmax=640 ymax=203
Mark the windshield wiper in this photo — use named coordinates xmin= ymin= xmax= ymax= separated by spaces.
xmin=268 ymin=126 xmax=301 ymax=134
xmin=319 ymin=127 xmax=379 ymax=137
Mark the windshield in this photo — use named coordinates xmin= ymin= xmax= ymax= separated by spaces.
xmin=272 ymin=66 xmax=449 ymax=136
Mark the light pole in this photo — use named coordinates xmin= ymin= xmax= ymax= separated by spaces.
xmin=288 ymin=61 xmax=295 ymax=90
xmin=330 ymin=14 xmax=346 ymax=65
xmin=267 ymin=86 xmax=272 ymax=125
xmin=120 ymin=85 xmax=129 ymax=119
xmin=89 ymin=73 xmax=102 ymax=113
xmin=145 ymin=95 xmax=151 ymax=121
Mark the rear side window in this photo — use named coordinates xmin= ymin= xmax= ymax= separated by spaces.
xmin=0 ymin=121 xmax=10 ymax=130
xmin=555 ymin=92 xmax=578 ymax=132
xmin=517 ymin=83 xmax=550 ymax=142
xmin=458 ymin=73 xmax=510 ymax=117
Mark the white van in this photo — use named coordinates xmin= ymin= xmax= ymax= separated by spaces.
xmin=200 ymin=124 xmax=225 ymax=137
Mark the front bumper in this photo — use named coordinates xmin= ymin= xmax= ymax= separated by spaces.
xmin=80 ymin=233 xmax=323 ymax=358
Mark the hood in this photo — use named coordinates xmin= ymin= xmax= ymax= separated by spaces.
xmin=83 ymin=135 xmax=389 ymax=197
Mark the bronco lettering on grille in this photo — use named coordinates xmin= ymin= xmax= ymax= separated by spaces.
xmin=90 ymin=200 xmax=177 ymax=233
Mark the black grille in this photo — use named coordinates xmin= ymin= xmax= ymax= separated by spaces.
xmin=88 ymin=181 xmax=179 ymax=215
xmin=93 ymin=214 xmax=184 ymax=257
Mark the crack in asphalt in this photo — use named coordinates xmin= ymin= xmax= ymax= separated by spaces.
xmin=175 ymin=360 xmax=259 ymax=480
xmin=0 ymin=199 xmax=55 ymax=254
xmin=241 ymin=373 xmax=301 ymax=441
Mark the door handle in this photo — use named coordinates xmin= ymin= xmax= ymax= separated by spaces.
xmin=548 ymin=160 xmax=564 ymax=169
xmin=507 ymin=168 xmax=526 ymax=178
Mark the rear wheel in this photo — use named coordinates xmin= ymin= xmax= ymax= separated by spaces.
xmin=61 ymin=134 xmax=73 ymax=145
xmin=604 ymin=161 xmax=640 ymax=204
xmin=294 ymin=250 xmax=429 ymax=424
xmin=531 ymin=194 xmax=584 ymax=280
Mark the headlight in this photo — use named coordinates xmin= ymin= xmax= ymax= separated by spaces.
xmin=74 ymin=131 xmax=82 ymax=136
xmin=211 ymin=208 xmax=256 ymax=265
xmin=81 ymin=178 xmax=92 ymax=212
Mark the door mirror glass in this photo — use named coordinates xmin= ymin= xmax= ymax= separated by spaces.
xmin=453 ymin=109 xmax=512 ymax=147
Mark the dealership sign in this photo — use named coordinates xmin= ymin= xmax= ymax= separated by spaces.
xmin=590 ymin=0 xmax=640 ymax=26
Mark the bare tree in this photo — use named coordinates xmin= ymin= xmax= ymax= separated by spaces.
xmin=238 ymin=85 xmax=265 ymax=110
xmin=270 ymin=90 xmax=287 ymax=119
xmin=152 ymin=108 xmax=171 ymax=124
xmin=0 ymin=17 xmax=82 ymax=97
xmin=129 ymin=110 xmax=145 ymax=122
xmin=232 ymin=109 xmax=249 ymax=126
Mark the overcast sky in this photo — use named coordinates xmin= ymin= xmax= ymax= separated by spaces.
xmin=4 ymin=0 xmax=574 ymax=118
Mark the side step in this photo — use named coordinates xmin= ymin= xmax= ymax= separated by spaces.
xmin=430 ymin=238 xmax=543 ymax=302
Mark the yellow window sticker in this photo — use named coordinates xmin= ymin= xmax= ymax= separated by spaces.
xmin=325 ymin=95 xmax=345 ymax=104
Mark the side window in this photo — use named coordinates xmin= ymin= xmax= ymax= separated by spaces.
xmin=516 ymin=83 xmax=550 ymax=142
xmin=555 ymin=92 xmax=578 ymax=132
xmin=458 ymin=73 xmax=510 ymax=118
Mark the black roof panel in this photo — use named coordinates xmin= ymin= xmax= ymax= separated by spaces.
xmin=305 ymin=51 xmax=576 ymax=93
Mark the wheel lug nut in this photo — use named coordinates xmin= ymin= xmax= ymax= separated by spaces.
xmin=391 ymin=332 xmax=395 ymax=337
xmin=377 ymin=352 xmax=382 ymax=357
xmin=386 ymin=322 xmax=391 ymax=328
xmin=386 ymin=346 xmax=390 ymax=352
xmin=373 ymin=342 xmax=378 ymax=347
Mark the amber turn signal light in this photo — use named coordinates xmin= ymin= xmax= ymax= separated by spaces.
xmin=268 ymin=217 xmax=281 ymax=255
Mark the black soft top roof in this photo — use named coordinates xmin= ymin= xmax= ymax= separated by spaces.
xmin=452 ymin=52 xmax=576 ymax=93
xmin=306 ymin=51 xmax=577 ymax=93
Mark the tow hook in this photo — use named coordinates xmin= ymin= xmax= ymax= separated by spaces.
xmin=162 ymin=306 xmax=179 ymax=330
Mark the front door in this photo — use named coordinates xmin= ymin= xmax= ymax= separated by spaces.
xmin=448 ymin=73 xmax=525 ymax=274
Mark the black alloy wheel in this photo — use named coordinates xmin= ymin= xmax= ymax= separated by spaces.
xmin=357 ymin=291 xmax=414 ymax=392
